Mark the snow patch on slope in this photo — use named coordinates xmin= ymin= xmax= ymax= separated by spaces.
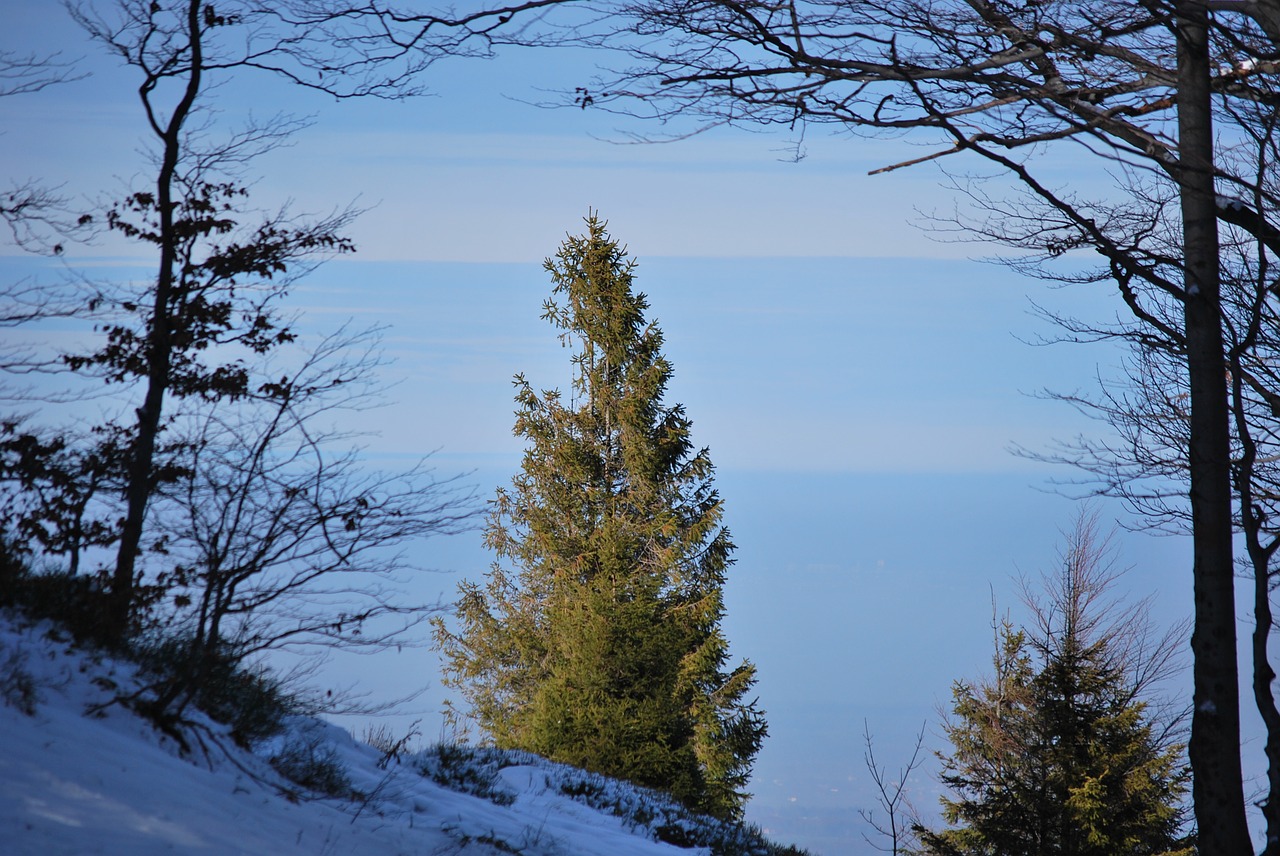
xmin=0 ymin=613 xmax=788 ymax=856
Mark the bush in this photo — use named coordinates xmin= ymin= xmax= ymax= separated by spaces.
xmin=416 ymin=743 xmax=521 ymax=806
xmin=362 ymin=720 xmax=422 ymax=770
xmin=0 ymin=551 xmax=109 ymax=645
xmin=131 ymin=635 xmax=297 ymax=745
xmin=0 ymin=647 xmax=39 ymax=715
xmin=0 ymin=536 xmax=25 ymax=594
xmin=271 ymin=731 xmax=353 ymax=798
xmin=556 ymin=768 xmax=810 ymax=856
xmin=191 ymin=655 xmax=294 ymax=744
xmin=0 ymin=549 xmax=297 ymax=750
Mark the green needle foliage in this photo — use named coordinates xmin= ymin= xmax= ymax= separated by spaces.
xmin=917 ymin=514 xmax=1193 ymax=856
xmin=434 ymin=213 xmax=766 ymax=820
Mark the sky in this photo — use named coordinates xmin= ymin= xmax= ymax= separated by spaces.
xmin=0 ymin=4 xmax=1224 ymax=854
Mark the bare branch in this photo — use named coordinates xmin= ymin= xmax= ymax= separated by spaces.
xmin=860 ymin=720 xmax=925 ymax=855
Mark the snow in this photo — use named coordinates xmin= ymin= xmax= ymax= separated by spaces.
xmin=1218 ymin=57 xmax=1260 ymax=77
xmin=0 ymin=613 xmax=769 ymax=856
xmin=1216 ymin=193 xmax=1248 ymax=212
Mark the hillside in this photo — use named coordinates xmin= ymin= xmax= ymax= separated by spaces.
xmin=0 ymin=613 xmax=803 ymax=856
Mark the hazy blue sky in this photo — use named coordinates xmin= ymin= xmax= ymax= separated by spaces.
xmin=0 ymin=4 xmax=1218 ymax=853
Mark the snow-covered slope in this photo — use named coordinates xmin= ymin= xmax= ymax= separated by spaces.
xmin=0 ymin=613 xmax=795 ymax=856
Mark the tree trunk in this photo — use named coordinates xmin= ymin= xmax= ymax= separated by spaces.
xmin=1176 ymin=2 xmax=1251 ymax=852
xmin=106 ymin=0 xmax=204 ymax=645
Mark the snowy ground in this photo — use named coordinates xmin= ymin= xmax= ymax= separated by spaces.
xmin=0 ymin=613 xmax=792 ymax=856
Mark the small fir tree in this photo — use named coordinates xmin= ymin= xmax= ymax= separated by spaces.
xmin=434 ymin=214 xmax=766 ymax=819
xmin=917 ymin=513 xmax=1192 ymax=856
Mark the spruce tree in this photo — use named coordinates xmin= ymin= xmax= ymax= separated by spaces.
xmin=433 ymin=213 xmax=766 ymax=820
xmin=917 ymin=514 xmax=1192 ymax=856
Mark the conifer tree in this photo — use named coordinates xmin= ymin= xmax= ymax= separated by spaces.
xmin=917 ymin=514 xmax=1192 ymax=856
xmin=433 ymin=213 xmax=766 ymax=820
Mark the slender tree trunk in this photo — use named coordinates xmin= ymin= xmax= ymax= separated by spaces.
xmin=1176 ymin=2 xmax=1251 ymax=851
xmin=1239 ymin=405 xmax=1280 ymax=854
xmin=106 ymin=0 xmax=204 ymax=645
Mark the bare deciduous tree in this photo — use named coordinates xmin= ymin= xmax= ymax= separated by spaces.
xmin=517 ymin=2 xmax=1280 ymax=848
xmin=146 ymin=324 xmax=476 ymax=722
xmin=52 ymin=0 xmax=549 ymax=643
xmin=860 ymin=720 xmax=925 ymax=856
xmin=7 ymin=0 xmax=555 ymax=650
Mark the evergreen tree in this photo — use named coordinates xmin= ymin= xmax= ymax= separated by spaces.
xmin=917 ymin=514 xmax=1192 ymax=856
xmin=433 ymin=214 xmax=766 ymax=819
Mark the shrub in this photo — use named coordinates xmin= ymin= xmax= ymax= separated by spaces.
xmin=131 ymin=635 xmax=296 ymax=745
xmin=362 ymin=720 xmax=422 ymax=770
xmin=271 ymin=731 xmax=352 ymax=798
xmin=0 ymin=647 xmax=39 ymax=715
xmin=416 ymin=743 xmax=520 ymax=806
xmin=0 ymin=561 xmax=109 ymax=645
xmin=556 ymin=768 xmax=810 ymax=856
